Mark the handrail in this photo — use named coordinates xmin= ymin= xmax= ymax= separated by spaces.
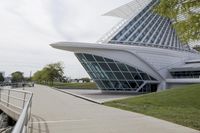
xmin=0 ymin=99 xmax=23 ymax=110
xmin=1 ymin=88 xmax=33 ymax=95
xmin=1 ymin=93 xmax=28 ymax=101
xmin=0 ymin=87 xmax=33 ymax=133
xmin=12 ymin=94 xmax=33 ymax=133
xmin=0 ymin=82 xmax=34 ymax=89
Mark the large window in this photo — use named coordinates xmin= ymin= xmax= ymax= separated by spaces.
xmin=171 ymin=71 xmax=200 ymax=79
xmin=108 ymin=0 xmax=188 ymax=52
xmin=76 ymin=53 xmax=158 ymax=92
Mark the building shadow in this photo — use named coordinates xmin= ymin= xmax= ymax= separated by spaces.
xmin=28 ymin=114 xmax=50 ymax=133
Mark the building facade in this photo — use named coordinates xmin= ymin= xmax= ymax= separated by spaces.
xmin=51 ymin=0 xmax=200 ymax=93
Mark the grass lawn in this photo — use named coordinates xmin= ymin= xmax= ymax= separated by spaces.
xmin=51 ymin=82 xmax=98 ymax=89
xmin=105 ymin=84 xmax=200 ymax=130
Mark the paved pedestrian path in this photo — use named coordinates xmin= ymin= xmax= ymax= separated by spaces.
xmin=25 ymin=85 xmax=199 ymax=133
xmin=59 ymin=89 xmax=135 ymax=104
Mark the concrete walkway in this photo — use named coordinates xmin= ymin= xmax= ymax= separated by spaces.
xmin=59 ymin=89 xmax=135 ymax=104
xmin=26 ymin=85 xmax=199 ymax=133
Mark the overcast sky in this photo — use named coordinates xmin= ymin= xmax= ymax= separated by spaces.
xmin=0 ymin=0 xmax=132 ymax=78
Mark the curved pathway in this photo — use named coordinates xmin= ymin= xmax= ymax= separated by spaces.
xmin=26 ymin=85 xmax=199 ymax=133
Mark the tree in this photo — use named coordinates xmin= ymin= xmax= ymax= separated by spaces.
xmin=154 ymin=0 xmax=200 ymax=43
xmin=0 ymin=73 xmax=4 ymax=83
xmin=11 ymin=71 xmax=24 ymax=83
xmin=32 ymin=62 xmax=64 ymax=85
xmin=81 ymin=77 xmax=90 ymax=83
xmin=193 ymin=45 xmax=200 ymax=52
xmin=32 ymin=70 xmax=43 ymax=83
xmin=44 ymin=62 xmax=64 ymax=85
xmin=60 ymin=76 xmax=70 ymax=83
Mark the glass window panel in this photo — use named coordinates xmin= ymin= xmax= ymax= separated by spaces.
xmin=91 ymin=63 xmax=101 ymax=72
xmin=146 ymin=84 xmax=151 ymax=92
xmin=127 ymin=66 xmax=137 ymax=72
xmin=149 ymin=76 xmax=156 ymax=80
xmin=117 ymin=63 xmax=128 ymax=71
xmin=140 ymin=73 xmax=150 ymax=80
xmin=102 ymin=81 xmax=113 ymax=89
xmin=94 ymin=72 xmax=101 ymax=79
xmin=87 ymin=63 xmax=97 ymax=72
xmin=105 ymin=72 xmax=116 ymax=80
xmin=137 ymin=81 xmax=143 ymax=86
xmin=76 ymin=53 xmax=85 ymax=62
xmin=95 ymin=80 xmax=105 ymax=88
xmin=131 ymin=73 xmax=142 ymax=80
xmin=120 ymin=81 xmax=131 ymax=88
xmin=111 ymin=81 xmax=120 ymax=89
xmin=98 ymin=63 xmax=111 ymax=71
xmin=123 ymin=72 xmax=133 ymax=80
xmin=88 ymin=72 xmax=97 ymax=79
xmin=137 ymin=69 xmax=143 ymax=73
xmin=171 ymin=71 xmax=200 ymax=79
xmin=104 ymin=58 xmax=114 ymax=62
xmin=94 ymin=56 xmax=104 ymax=62
xmin=128 ymin=81 xmax=138 ymax=89
xmin=81 ymin=63 xmax=90 ymax=72
xmin=84 ymin=54 xmax=95 ymax=62
xmin=139 ymin=85 xmax=147 ymax=93
xmin=114 ymin=72 xmax=125 ymax=80
xmin=108 ymin=63 xmax=119 ymax=71
xmin=97 ymin=72 xmax=107 ymax=79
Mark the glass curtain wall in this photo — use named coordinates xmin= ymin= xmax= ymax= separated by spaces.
xmin=108 ymin=0 xmax=188 ymax=51
xmin=76 ymin=53 xmax=158 ymax=93
xmin=171 ymin=71 xmax=200 ymax=79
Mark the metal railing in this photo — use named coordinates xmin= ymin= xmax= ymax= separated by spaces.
xmin=0 ymin=82 xmax=34 ymax=88
xmin=0 ymin=87 xmax=33 ymax=133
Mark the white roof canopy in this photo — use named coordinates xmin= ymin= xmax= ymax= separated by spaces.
xmin=103 ymin=0 xmax=152 ymax=19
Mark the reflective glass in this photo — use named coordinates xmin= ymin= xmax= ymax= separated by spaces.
xmin=127 ymin=66 xmax=137 ymax=72
xmin=104 ymin=58 xmax=114 ymax=62
xmin=98 ymin=63 xmax=111 ymax=71
xmin=114 ymin=72 xmax=125 ymax=80
xmin=95 ymin=56 xmax=104 ymax=62
xmin=123 ymin=72 xmax=133 ymax=80
xmin=128 ymin=81 xmax=138 ymax=89
xmin=131 ymin=73 xmax=142 ymax=80
xmin=120 ymin=81 xmax=131 ymax=88
xmin=84 ymin=54 xmax=95 ymax=62
xmin=102 ymin=80 xmax=113 ymax=88
xmin=95 ymin=80 xmax=105 ymax=88
xmin=108 ymin=63 xmax=119 ymax=71
xmin=117 ymin=63 xmax=128 ymax=71
xmin=111 ymin=81 xmax=121 ymax=89
xmin=105 ymin=72 xmax=116 ymax=80
xmin=107 ymin=0 xmax=187 ymax=51
xmin=140 ymin=73 xmax=150 ymax=80
xmin=76 ymin=53 xmax=158 ymax=92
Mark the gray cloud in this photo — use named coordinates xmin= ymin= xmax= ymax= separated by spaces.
xmin=0 ymin=0 xmax=131 ymax=78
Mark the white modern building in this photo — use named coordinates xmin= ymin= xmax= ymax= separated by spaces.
xmin=51 ymin=0 xmax=200 ymax=93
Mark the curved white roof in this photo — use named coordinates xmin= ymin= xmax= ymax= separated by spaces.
xmin=50 ymin=41 xmax=200 ymax=81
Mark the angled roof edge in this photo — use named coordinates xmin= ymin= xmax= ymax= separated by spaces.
xmin=103 ymin=0 xmax=152 ymax=19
